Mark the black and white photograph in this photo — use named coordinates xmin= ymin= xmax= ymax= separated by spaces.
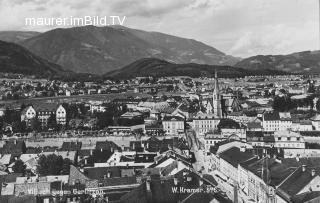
xmin=0 ymin=0 xmax=319 ymax=202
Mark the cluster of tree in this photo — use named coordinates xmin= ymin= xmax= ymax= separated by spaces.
xmin=37 ymin=154 xmax=72 ymax=176
xmin=12 ymin=159 xmax=26 ymax=174
xmin=96 ymin=103 xmax=127 ymax=129
xmin=0 ymin=108 xmax=28 ymax=134
xmin=217 ymin=118 xmax=240 ymax=131
xmin=62 ymin=103 xmax=87 ymax=121
xmin=273 ymin=95 xmax=314 ymax=112
xmin=316 ymin=99 xmax=320 ymax=112
xmin=188 ymin=99 xmax=201 ymax=113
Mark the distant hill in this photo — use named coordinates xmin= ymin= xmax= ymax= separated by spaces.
xmin=0 ymin=40 xmax=72 ymax=78
xmin=105 ymin=58 xmax=286 ymax=79
xmin=235 ymin=50 xmax=320 ymax=74
xmin=0 ymin=31 xmax=40 ymax=43
xmin=19 ymin=25 xmax=239 ymax=74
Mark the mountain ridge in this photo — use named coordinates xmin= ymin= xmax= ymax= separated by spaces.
xmin=19 ymin=25 xmax=239 ymax=74
xmin=105 ymin=58 xmax=287 ymax=79
xmin=0 ymin=40 xmax=73 ymax=78
xmin=236 ymin=50 xmax=320 ymax=74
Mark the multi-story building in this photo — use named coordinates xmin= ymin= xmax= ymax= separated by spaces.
xmin=34 ymin=103 xmax=67 ymax=128
xmin=262 ymin=112 xmax=293 ymax=132
xmin=192 ymin=113 xmax=219 ymax=136
xmin=262 ymin=112 xmax=280 ymax=132
xmin=20 ymin=106 xmax=36 ymax=127
xmin=311 ymin=114 xmax=320 ymax=131
xmin=56 ymin=104 xmax=67 ymax=125
xmin=162 ymin=116 xmax=184 ymax=135
xmin=279 ymin=112 xmax=292 ymax=131
xmin=221 ymin=128 xmax=246 ymax=140
xmin=274 ymin=130 xmax=305 ymax=149
xmin=204 ymin=133 xmax=224 ymax=152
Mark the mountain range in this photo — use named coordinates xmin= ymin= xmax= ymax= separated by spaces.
xmin=17 ymin=25 xmax=239 ymax=74
xmin=0 ymin=40 xmax=71 ymax=78
xmin=0 ymin=26 xmax=319 ymax=79
xmin=0 ymin=31 xmax=39 ymax=43
xmin=235 ymin=51 xmax=320 ymax=74
xmin=105 ymin=58 xmax=286 ymax=79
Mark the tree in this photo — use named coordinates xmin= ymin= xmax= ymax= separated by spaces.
xmin=37 ymin=154 xmax=65 ymax=176
xmin=317 ymin=99 xmax=320 ymax=112
xmin=273 ymin=96 xmax=294 ymax=112
xmin=12 ymin=159 xmax=26 ymax=174
xmin=61 ymin=158 xmax=72 ymax=175
xmin=96 ymin=103 xmax=125 ymax=129
xmin=217 ymin=118 xmax=240 ymax=132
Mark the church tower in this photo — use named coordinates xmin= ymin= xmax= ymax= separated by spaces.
xmin=213 ymin=71 xmax=222 ymax=118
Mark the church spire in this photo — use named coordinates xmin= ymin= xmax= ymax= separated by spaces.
xmin=213 ymin=71 xmax=222 ymax=118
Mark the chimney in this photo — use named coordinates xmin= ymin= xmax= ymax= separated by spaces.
xmin=174 ymin=177 xmax=179 ymax=186
xmin=199 ymin=173 xmax=203 ymax=186
xmin=107 ymin=171 xmax=111 ymax=178
xmin=14 ymin=140 xmax=17 ymax=145
xmin=296 ymin=156 xmax=300 ymax=162
xmin=146 ymin=179 xmax=151 ymax=191
xmin=84 ymin=158 xmax=88 ymax=165
xmin=302 ymin=165 xmax=307 ymax=172
xmin=312 ymin=169 xmax=316 ymax=177
xmin=121 ymin=144 xmax=125 ymax=151
xmin=90 ymin=149 xmax=93 ymax=156
xmin=240 ymin=146 xmax=245 ymax=152
xmin=132 ymin=143 xmax=135 ymax=150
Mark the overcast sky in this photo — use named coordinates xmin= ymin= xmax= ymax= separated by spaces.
xmin=0 ymin=0 xmax=318 ymax=58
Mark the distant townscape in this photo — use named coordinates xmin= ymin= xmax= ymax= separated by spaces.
xmin=0 ymin=24 xmax=319 ymax=203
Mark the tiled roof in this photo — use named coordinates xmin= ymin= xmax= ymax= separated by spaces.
xmin=264 ymin=112 xmax=280 ymax=121
xmin=68 ymin=165 xmax=90 ymax=185
xmin=60 ymin=142 xmax=82 ymax=151
xmin=311 ymin=114 xmax=320 ymax=121
xmin=219 ymin=147 xmax=255 ymax=168
xmin=84 ymin=166 xmax=121 ymax=179
xmin=98 ymin=176 xmax=138 ymax=187
xmin=278 ymin=167 xmax=316 ymax=197
xmin=292 ymin=191 xmax=320 ymax=203
xmin=96 ymin=141 xmax=121 ymax=151
xmin=33 ymin=102 xmax=60 ymax=112
xmin=163 ymin=116 xmax=184 ymax=121
xmin=247 ymin=122 xmax=262 ymax=129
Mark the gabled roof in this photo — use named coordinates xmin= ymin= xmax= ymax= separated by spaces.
xmin=68 ymin=165 xmax=90 ymax=185
xmin=60 ymin=142 xmax=82 ymax=151
xmin=292 ymin=191 xmax=320 ymax=203
xmin=311 ymin=114 xmax=320 ymax=121
xmin=278 ymin=167 xmax=316 ymax=197
xmin=219 ymin=147 xmax=255 ymax=168
xmin=247 ymin=122 xmax=262 ymax=129
xmin=95 ymin=140 xmax=121 ymax=151
xmin=98 ymin=176 xmax=138 ymax=187
xmin=163 ymin=116 xmax=184 ymax=121
xmin=263 ymin=112 xmax=280 ymax=121
xmin=84 ymin=166 xmax=121 ymax=179
xmin=33 ymin=103 xmax=60 ymax=112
